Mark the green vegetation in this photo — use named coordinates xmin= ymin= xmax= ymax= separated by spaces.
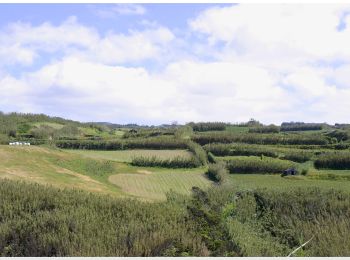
xmin=314 ymin=152 xmax=350 ymax=169
xmin=187 ymin=122 xmax=227 ymax=132
xmin=224 ymin=156 xmax=296 ymax=174
xmin=193 ymin=132 xmax=328 ymax=145
xmin=248 ymin=124 xmax=280 ymax=133
xmin=281 ymin=122 xmax=324 ymax=131
xmin=131 ymin=155 xmax=201 ymax=168
xmin=2 ymin=112 xmax=350 ymax=256
xmin=109 ymin=169 xmax=211 ymax=201
xmin=205 ymin=162 xmax=228 ymax=183
xmin=65 ymin=149 xmax=192 ymax=163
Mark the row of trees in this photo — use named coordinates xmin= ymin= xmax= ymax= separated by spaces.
xmin=192 ymin=132 xmax=329 ymax=146
xmin=187 ymin=122 xmax=227 ymax=132
xmin=314 ymin=152 xmax=350 ymax=169
xmin=55 ymin=137 xmax=188 ymax=150
xmin=131 ymin=155 xmax=201 ymax=168
xmin=280 ymin=122 xmax=324 ymax=131
xmin=203 ymin=143 xmax=314 ymax=163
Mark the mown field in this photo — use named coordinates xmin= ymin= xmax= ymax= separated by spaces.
xmin=66 ymin=149 xmax=192 ymax=163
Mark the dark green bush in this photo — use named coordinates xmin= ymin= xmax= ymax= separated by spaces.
xmin=187 ymin=122 xmax=227 ymax=132
xmin=205 ymin=162 xmax=228 ymax=183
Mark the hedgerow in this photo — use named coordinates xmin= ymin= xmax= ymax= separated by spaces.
xmin=314 ymin=152 xmax=350 ymax=169
xmin=131 ymin=155 xmax=201 ymax=168
xmin=224 ymin=156 xmax=295 ymax=174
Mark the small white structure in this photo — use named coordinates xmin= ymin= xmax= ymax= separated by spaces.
xmin=9 ymin=142 xmax=30 ymax=146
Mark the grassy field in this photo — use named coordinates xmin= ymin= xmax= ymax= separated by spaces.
xmin=32 ymin=122 xmax=65 ymax=129
xmin=225 ymin=126 xmax=249 ymax=133
xmin=0 ymin=145 xmax=209 ymax=201
xmin=226 ymin=173 xmax=350 ymax=193
xmin=0 ymin=145 xmax=123 ymax=196
xmin=109 ymin=168 xmax=211 ymax=201
xmin=66 ymin=149 xmax=193 ymax=163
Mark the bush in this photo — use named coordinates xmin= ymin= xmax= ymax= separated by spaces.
xmin=205 ymin=162 xmax=228 ymax=183
xmin=187 ymin=141 xmax=208 ymax=166
xmin=225 ymin=156 xmax=295 ymax=174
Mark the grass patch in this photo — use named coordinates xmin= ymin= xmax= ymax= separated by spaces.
xmin=109 ymin=169 xmax=211 ymax=201
xmin=65 ymin=149 xmax=192 ymax=163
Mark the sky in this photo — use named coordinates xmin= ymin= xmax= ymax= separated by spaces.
xmin=1 ymin=4 xmax=350 ymax=125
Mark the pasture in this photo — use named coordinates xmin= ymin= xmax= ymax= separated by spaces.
xmin=109 ymin=169 xmax=211 ymax=201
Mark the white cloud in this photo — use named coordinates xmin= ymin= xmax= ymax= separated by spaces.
xmin=0 ymin=17 xmax=174 ymax=67
xmin=190 ymin=4 xmax=350 ymax=62
xmin=95 ymin=4 xmax=146 ymax=18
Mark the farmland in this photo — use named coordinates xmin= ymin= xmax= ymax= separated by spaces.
xmin=1 ymin=113 xmax=350 ymax=256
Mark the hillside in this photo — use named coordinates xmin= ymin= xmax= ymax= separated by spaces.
xmin=1 ymin=113 xmax=350 ymax=256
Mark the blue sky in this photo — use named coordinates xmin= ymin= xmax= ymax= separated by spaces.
xmin=1 ymin=4 xmax=350 ymax=124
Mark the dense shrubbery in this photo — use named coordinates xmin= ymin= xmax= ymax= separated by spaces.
xmin=248 ymin=125 xmax=280 ymax=133
xmin=280 ymin=150 xmax=314 ymax=163
xmin=131 ymin=155 xmax=201 ymax=168
xmin=204 ymin=143 xmax=313 ymax=163
xmin=205 ymin=162 xmax=228 ymax=183
xmin=281 ymin=122 xmax=324 ymax=131
xmin=193 ymin=132 xmax=328 ymax=146
xmin=55 ymin=137 xmax=188 ymax=150
xmin=188 ymin=122 xmax=227 ymax=132
xmin=224 ymin=156 xmax=295 ymax=174
xmin=123 ymin=128 xmax=176 ymax=139
xmin=314 ymin=152 xmax=350 ymax=169
xmin=0 ymin=179 xmax=206 ymax=256
xmin=187 ymin=141 xmax=208 ymax=166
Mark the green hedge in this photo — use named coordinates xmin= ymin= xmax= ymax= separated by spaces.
xmin=314 ymin=152 xmax=350 ymax=169
xmin=224 ymin=156 xmax=295 ymax=174
xmin=131 ymin=155 xmax=201 ymax=168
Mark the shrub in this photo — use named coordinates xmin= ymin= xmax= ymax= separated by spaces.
xmin=205 ymin=162 xmax=228 ymax=183
xmin=187 ymin=141 xmax=208 ymax=166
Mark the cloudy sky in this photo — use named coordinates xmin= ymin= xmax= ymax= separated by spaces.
xmin=1 ymin=4 xmax=350 ymax=124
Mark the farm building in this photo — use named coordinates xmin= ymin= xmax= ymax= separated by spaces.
xmin=282 ymin=168 xmax=297 ymax=177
